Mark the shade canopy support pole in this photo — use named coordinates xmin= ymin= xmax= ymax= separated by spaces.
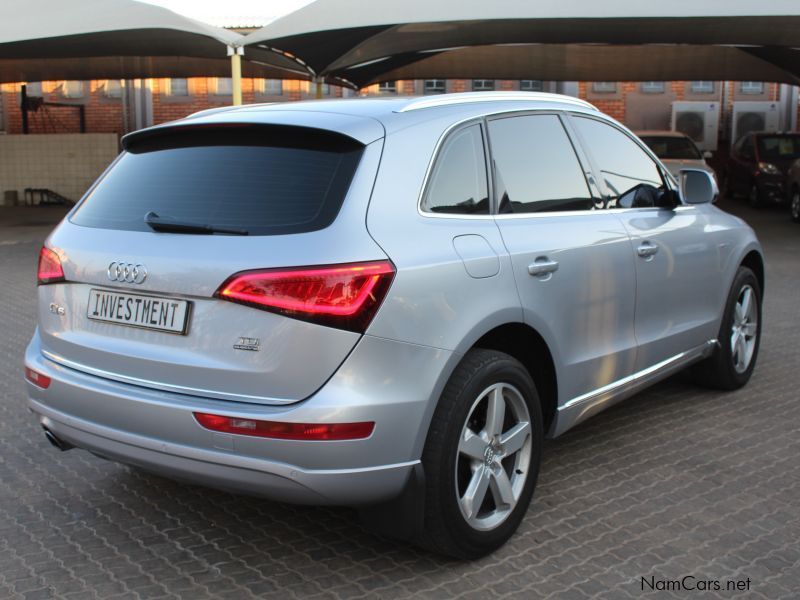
xmin=228 ymin=45 xmax=244 ymax=106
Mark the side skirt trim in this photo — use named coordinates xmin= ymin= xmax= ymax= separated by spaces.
xmin=552 ymin=339 xmax=717 ymax=436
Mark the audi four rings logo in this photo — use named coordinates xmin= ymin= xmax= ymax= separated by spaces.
xmin=107 ymin=261 xmax=148 ymax=284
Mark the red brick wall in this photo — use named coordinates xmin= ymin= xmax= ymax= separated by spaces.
xmin=0 ymin=78 xmax=343 ymax=134
xmin=2 ymin=79 xmax=794 ymax=135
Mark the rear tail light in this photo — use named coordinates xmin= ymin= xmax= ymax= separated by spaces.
xmin=25 ymin=366 xmax=51 ymax=389
xmin=214 ymin=260 xmax=395 ymax=332
xmin=194 ymin=412 xmax=374 ymax=441
xmin=37 ymin=246 xmax=65 ymax=285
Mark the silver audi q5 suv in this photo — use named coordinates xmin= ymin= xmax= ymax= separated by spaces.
xmin=25 ymin=92 xmax=764 ymax=558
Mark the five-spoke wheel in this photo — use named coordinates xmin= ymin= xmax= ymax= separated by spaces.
xmin=730 ymin=285 xmax=758 ymax=374
xmin=420 ymin=349 xmax=543 ymax=559
xmin=456 ymin=383 xmax=532 ymax=531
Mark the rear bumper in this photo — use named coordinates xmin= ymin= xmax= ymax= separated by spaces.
xmin=25 ymin=331 xmax=454 ymax=505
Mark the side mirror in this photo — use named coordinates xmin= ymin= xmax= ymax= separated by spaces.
xmin=703 ymin=150 xmax=714 ymax=159
xmin=679 ymin=169 xmax=718 ymax=205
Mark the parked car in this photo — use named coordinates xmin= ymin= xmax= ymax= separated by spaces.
xmin=636 ymin=130 xmax=717 ymax=183
xmin=787 ymin=159 xmax=800 ymax=223
xmin=723 ymin=131 xmax=800 ymax=207
xmin=25 ymin=92 xmax=764 ymax=559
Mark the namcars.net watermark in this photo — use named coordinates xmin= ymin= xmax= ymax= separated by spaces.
xmin=641 ymin=575 xmax=752 ymax=593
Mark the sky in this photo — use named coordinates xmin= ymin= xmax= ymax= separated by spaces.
xmin=139 ymin=0 xmax=315 ymax=27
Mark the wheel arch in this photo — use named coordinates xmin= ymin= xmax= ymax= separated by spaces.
xmin=471 ymin=323 xmax=559 ymax=437
xmin=740 ymin=249 xmax=765 ymax=295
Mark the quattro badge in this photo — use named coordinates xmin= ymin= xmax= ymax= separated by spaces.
xmin=234 ymin=337 xmax=260 ymax=351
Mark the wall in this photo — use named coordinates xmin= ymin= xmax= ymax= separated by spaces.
xmin=0 ymin=133 xmax=119 ymax=203
xmin=0 ymin=78 xmax=345 ymax=135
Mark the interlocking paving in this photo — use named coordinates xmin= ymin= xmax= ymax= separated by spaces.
xmin=1 ymin=199 xmax=798 ymax=599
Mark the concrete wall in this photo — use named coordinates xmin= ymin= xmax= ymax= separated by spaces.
xmin=0 ymin=133 xmax=119 ymax=204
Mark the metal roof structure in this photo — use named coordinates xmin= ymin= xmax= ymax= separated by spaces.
xmin=241 ymin=0 xmax=800 ymax=87
xmin=0 ymin=0 xmax=302 ymax=84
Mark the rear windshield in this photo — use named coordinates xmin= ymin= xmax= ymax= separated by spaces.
xmin=757 ymin=135 xmax=800 ymax=162
xmin=71 ymin=126 xmax=364 ymax=236
xmin=640 ymin=136 xmax=702 ymax=160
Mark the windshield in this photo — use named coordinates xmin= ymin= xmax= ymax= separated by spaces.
xmin=71 ymin=127 xmax=364 ymax=236
xmin=639 ymin=136 xmax=702 ymax=160
xmin=757 ymin=135 xmax=800 ymax=162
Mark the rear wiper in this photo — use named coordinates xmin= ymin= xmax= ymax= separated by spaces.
xmin=144 ymin=211 xmax=249 ymax=236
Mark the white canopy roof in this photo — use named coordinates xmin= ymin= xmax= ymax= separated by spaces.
xmin=0 ymin=0 xmax=304 ymax=83
xmin=242 ymin=0 xmax=800 ymax=86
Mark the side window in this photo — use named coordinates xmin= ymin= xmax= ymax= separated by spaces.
xmin=488 ymin=114 xmax=593 ymax=213
xmin=572 ymin=116 xmax=664 ymax=209
xmin=422 ymin=124 xmax=489 ymax=215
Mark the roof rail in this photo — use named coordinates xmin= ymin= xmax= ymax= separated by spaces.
xmin=396 ymin=91 xmax=597 ymax=113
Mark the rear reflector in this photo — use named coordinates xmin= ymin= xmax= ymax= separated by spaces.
xmin=25 ymin=367 xmax=51 ymax=389
xmin=194 ymin=412 xmax=375 ymax=441
xmin=37 ymin=246 xmax=65 ymax=285
xmin=214 ymin=260 xmax=395 ymax=332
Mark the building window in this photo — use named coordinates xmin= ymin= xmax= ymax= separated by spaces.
xmin=690 ymin=81 xmax=714 ymax=94
xmin=167 ymin=78 xmax=189 ymax=96
xmin=23 ymin=82 xmax=43 ymax=97
xmin=257 ymin=79 xmax=283 ymax=95
xmin=213 ymin=77 xmax=233 ymax=95
xmin=740 ymin=81 xmax=764 ymax=95
xmin=378 ymin=81 xmax=397 ymax=94
xmin=520 ymin=80 xmax=543 ymax=92
xmin=300 ymin=81 xmax=329 ymax=95
xmin=61 ymin=81 xmax=85 ymax=98
xmin=592 ymin=82 xmax=617 ymax=93
xmin=472 ymin=79 xmax=495 ymax=92
xmin=101 ymin=80 xmax=122 ymax=98
xmin=641 ymin=81 xmax=665 ymax=94
xmin=424 ymin=79 xmax=446 ymax=94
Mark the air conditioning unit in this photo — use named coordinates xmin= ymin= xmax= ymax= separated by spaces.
xmin=671 ymin=101 xmax=720 ymax=151
xmin=731 ymin=101 xmax=780 ymax=145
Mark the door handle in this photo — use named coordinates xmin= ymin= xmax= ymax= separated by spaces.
xmin=528 ymin=258 xmax=559 ymax=277
xmin=637 ymin=242 xmax=659 ymax=258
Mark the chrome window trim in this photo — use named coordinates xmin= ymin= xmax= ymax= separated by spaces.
xmin=416 ymin=107 xmax=690 ymax=221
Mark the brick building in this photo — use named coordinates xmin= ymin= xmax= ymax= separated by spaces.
xmin=0 ymin=77 xmax=796 ymax=146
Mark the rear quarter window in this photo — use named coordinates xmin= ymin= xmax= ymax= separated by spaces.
xmin=71 ymin=126 xmax=364 ymax=236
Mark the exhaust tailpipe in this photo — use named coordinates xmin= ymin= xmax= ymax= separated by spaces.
xmin=42 ymin=426 xmax=73 ymax=452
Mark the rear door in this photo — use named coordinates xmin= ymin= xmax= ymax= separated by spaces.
xmin=39 ymin=123 xmax=387 ymax=404
xmin=569 ymin=114 xmax=721 ymax=371
xmin=488 ymin=113 xmax=638 ymax=405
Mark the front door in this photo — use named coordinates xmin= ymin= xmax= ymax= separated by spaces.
xmin=569 ymin=114 xmax=722 ymax=371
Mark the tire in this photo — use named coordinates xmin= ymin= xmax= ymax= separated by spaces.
xmin=692 ymin=266 xmax=762 ymax=390
xmin=747 ymin=183 xmax=762 ymax=208
xmin=791 ymin=186 xmax=800 ymax=223
xmin=419 ymin=349 xmax=543 ymax=559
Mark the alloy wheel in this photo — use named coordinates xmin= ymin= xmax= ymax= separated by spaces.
xmin=730 ymin=284 xmax=758 ymax=374
xmin=455 ymin=382 xmax=532 ymax=531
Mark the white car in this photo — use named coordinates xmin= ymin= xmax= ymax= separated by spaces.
xmin=637 ymin=130 xmax=717 ymax=184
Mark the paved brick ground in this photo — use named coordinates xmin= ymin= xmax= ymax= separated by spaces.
xmin=1 ymin=199 xmax=798 ymax=599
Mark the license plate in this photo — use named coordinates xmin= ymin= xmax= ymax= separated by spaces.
xmin=87 ymin=289 xmax=191 ymax=335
